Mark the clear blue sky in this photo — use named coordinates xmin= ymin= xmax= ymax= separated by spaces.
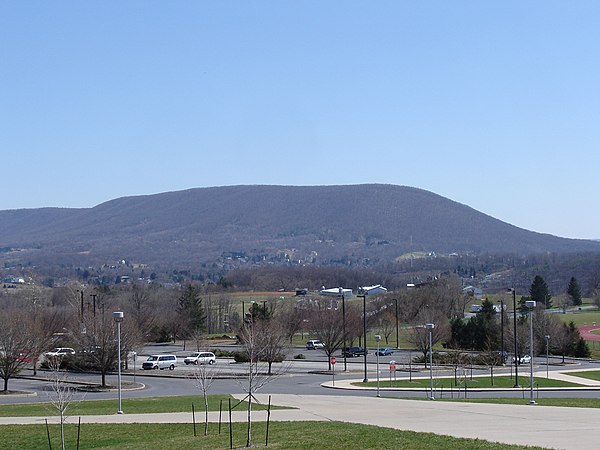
xmin=1 ymin=2 xmax=598 ymax=239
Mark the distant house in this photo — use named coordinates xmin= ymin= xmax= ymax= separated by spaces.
xmin=1 ymin=276 xmax=25 ymax=284
xmin=320 ymin=287 xmax=353 ymax=298
xmin=358 ymin=284 xmax=388 ymax=296
xmin=463 ymin=286 xmax=483 ymax=299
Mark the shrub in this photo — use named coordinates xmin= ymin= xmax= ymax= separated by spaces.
xmin=213 ymin=349 xmax=236 ymax=358
xmin=233 ymin=351 xmax=250 ymax=363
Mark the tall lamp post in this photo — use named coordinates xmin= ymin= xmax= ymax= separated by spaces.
xmin=497 ymin=299 xmax=505 ymax=362
xmin=525 ymin=300 xmax=536 ymax=405
xmin=375 ymin=334 xmax=381 ymax=397
xmin=113 ymin=311 xmax=124 ymax=414
xmin=509 ymin=288 xmax=520 ymax=387
xmin=357 ymin=290 xmax=368 ymax=382
xmin=77 ymin=289 xmax=84 ymax=321
xmin=339 ymin=288 xmax=347 ymax=372
xmin=425 ymin=323 xmax=435 ymax=400
xmin=545 ymin=335 xmax=550 ymax=379
xmin=394 ymin=298 xmax=399 ymax=349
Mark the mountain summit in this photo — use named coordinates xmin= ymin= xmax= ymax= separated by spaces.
xmin=1 ymin=184 xmax=598 ymax=269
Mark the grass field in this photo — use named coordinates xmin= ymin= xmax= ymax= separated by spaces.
xmin=556 ymin=311 xmax=600 ymax=327
xmin=0 ymin=421 xmax=543 ymax=449
xmin=566 ymin=370 xmax=600 ymax=382
xmin=355 ymin=375 xmax=582 ymax=389
xmin=0 ymin=395 xmax=285 ymax=418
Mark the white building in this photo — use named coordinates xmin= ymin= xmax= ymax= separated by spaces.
xmin=358 ymin=284 xmax=388 ymax=296
xmin=319 ymin=287 xmax=353 ymax=298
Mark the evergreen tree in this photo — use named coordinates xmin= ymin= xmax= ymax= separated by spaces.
xmin=177 ymin=284 xmax=207 ymax=334
xmin=446 ymin=299 xmax=499 ymax=350
xmin=567 ymin=276 xmax=582 ymax=306
xmin=529 ymin=275 xmax=552 ymax=308
xmin=246 ymin=302 xmax=272 ymax=323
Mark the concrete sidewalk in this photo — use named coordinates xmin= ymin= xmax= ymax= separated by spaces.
xmin=323 ymin=367 xmax=600 ymax=391
xmin=3 ymin=394 xmax=600 ymax=449
xmin=251 ymin=394 xmax=600 ymax=450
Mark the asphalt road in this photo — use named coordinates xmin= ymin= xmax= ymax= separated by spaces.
xmin=3 ymin=350 xmax=600 ymax=406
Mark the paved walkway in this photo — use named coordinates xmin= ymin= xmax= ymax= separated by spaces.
xmin=323 ymin=367 xmax=600 ymax=391
xmin=2 ymin=393 xmax=600 ymax=449
xmin=4 ymin=368 xmax=600 ymax=449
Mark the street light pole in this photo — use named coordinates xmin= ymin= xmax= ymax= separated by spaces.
xmin=113 ymin=311 xmax=124 ymax=414
xmin=511 ymin=288 xmax=520 ymax=388
xmin=425 ymin=323 xmax=435 ymax=400
xmin=394 ymin=298 xmax=399 ymax=349
xmin=358 ymin=291 xmax=368 ymax=383
xmin=340 ymin=288 xmax=347 ymax=372
xmin=498 ymin=299 xmax=505 ymax=360
xmin=545 ymin=335 xmax=550 ymax=379
xmin=77 ymin=289 xmax=84 ymax=321
xmin=525 ymin=300 xmax=536 ymax=405
xmin=375 ymin=334 xmax=381 ymax=397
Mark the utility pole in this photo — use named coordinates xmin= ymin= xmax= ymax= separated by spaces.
xmin=395 ymin=298 xmax=399 ymax=349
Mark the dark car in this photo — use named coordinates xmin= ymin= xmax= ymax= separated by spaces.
xmin=342 ymin=346 xmax=368 ymax=357
xmin=377 ymin=348 xmax=394 ymax=356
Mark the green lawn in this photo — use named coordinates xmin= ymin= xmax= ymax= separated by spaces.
xmin=557 ymin=311 xmax=600 ymax=327
xmin=0 ymin=395 xmax=285 ymax=418
xmin=355 ymin=375 xmax=582 ymax=389
xmin=0 ymin=421 xmax=543 ymax=449
xmin=566 ymin=370 xmax=600 ymax=382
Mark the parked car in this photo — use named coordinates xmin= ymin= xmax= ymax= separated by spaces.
xmin=377 ymin=348 xmax=394 ymax=356
xmin=512 ymin=355 xmax=532 ymax=365
xmin=142 ymin=354 xmax=177 ymax=370
xmin=497 ymin=351 xmax=509 ymax=362
xmin=342 ymin=346 xmax=367 ymax=357
xmin=45 ymin=347 xmax=76 ymax=358
xmin=184 ymin=352 xmax=216 ymax=365
xmin=16 ymin=351 xmax=34 ymax=363
xmin=306 ymin=340 xmax=324 ymax=350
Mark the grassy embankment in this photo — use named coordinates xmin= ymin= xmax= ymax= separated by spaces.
xmin=0 ymin=394 xmax=284 ymax=418
xmin=0 ymin=422 xmax=543 ymax=450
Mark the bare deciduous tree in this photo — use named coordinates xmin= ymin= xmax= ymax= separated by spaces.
xmin=407 ymin=309 xmax=450 ymax=366
xmin=190 ymin=362 xmax=219 ymax=436
xmin=29 ymin=307 xmax=67 ymax=376
xmin=0 ymin=310 xmax=36 ymax=391
xmin=46 ymin=359 xmax=80 ymax=450
xmin=376 ymin=310 xmax=396 ymax=346
xmin=124 ymin=283 xmax=157 ymax=332
xmin=309 ymin=302 xmax=347 ymax=370
xmin=236 ymin=321 xmax=288 ymax=448
xmin=72 ymin=310 xmax=118 ymax=387
xmin=278 ymin=302 xmax=306 ymax=344
xmin=592 ymin=287 xmax=600 ymax=311
xmin=256 ymin=319 xmax=288 ymax=376
xmin=554 ymin=294 xmax=573 ymax=314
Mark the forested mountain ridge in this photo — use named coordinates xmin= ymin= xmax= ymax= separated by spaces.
xmin=1 ymin=184 xmax=598 ymax=272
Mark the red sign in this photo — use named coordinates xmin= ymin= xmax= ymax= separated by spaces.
xmin=389 ymin=362 xmax=396 ymax=370
xmin=330 ymin=357 xmax=337 ymax=365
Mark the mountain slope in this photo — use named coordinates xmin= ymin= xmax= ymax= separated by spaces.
xmin=1 ymin=184 xmax=598 ymax=268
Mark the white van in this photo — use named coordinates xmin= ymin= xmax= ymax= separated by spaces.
xmin=306 ymin=340 xmax=324 ymax=350
xmin=142 ymin=354 xmax=177 ymax=370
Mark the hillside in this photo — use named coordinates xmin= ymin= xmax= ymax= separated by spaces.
xmin=1 ymin=184 xmax=599 ymax=271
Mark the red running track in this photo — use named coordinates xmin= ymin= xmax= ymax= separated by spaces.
xmin=578 ymin=325 xmax=600 ymax=341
